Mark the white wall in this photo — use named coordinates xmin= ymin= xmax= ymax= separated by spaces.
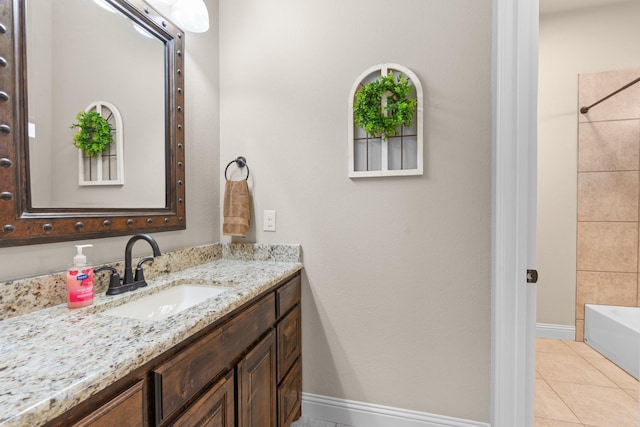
xmin=0 ymin=0 xmax=220 ymax=282
xmin=537 ymin=1 xmax=640 ymax=325
xmin=219 ymin=0 xmax=492 ymax=421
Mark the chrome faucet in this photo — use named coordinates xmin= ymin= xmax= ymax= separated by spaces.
xmin=99 ymin=233 xmax=161 ymax=295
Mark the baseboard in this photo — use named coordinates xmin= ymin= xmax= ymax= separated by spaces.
xmin=301 ymin=393 xmax=491 ymax=427
xmin=535 ymin=323 xmax=575 ymax=340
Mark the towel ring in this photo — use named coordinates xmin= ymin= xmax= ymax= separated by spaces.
xmin=224 ymin=156 xmax=250 ymax=181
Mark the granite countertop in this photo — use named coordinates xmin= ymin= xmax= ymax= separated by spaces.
xmin=0 ymin=255 xmax=302 ymax=426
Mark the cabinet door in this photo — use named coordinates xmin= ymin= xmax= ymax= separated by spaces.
xmin=277 ymin=305 xmax=301 ymax=383
xmin=72 ymin=380 xmax=144 ymax=427
xmin=154 ymin=293 xmax=275 ymax=424
xmin=278 ymin=359 xmax=301 ymax=427
xmin=237 ymin=330 xmax=277 ymax=427
xmin=173 ymin=371 xmax=235 ymax=427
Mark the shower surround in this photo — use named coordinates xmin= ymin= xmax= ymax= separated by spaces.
xmin=576 ymin=68 xmax=640 ymax=341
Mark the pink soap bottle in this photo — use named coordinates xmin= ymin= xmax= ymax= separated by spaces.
xmin=67 ymin=244 xmax=94 ymax=308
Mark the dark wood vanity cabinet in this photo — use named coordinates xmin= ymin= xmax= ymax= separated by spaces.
xmin=153 ymin=292 xmax=276 ymax=424
xmin=46 ymin=272 xmax=301 ymax=427
xmin=233 ymin=275 xmax=302 ymax=427
xmin=276 ymin=306 xmax=302 ymax=426
xmin=275 ymin=276 xmax=303 ymax=426
xmin=72 ymin=380 xmax=145 ymax=427
xmin=237 ymin=331 xmax=277 ymax=426
xmin=172 ymin=371 xmax=235 ymax=427
xmin=154 ymin=273 xmax=301 ymax=427
xmin=278 ymin=359 xmax=302 ymax=427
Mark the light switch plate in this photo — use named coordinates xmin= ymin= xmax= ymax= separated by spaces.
xmin=264 ymin=210 xmax=276 ymax=232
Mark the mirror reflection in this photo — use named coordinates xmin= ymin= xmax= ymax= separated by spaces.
xmin=0 ymin=0 xmax=185 ymax=248
xmin=26 ymin=0 xmax=166 ymax=208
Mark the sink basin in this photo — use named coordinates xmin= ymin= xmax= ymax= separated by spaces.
xmin=103 ymin=285 xmax=228 ymax=321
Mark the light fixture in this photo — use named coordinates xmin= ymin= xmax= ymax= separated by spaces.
xmin=170 ymin=0 xmax=209 ymax=33
xmin=148 ymin=0 xmax=177 ymax=5
xmin=146 ymin=0 xmax=209 ymax=33
xmin=133 ymin=23 xmax=155 ymax=39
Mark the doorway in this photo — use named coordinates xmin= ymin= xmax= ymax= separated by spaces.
xmin=536 ymin=1 xmax=640 ymax=425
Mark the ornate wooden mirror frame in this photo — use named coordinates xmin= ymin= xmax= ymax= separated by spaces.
xmin=0 ymin=0 xmax=186 ymax=247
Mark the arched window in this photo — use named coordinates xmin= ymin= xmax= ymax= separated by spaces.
xmin=348 ymin=63 xmax=423 ymax=178
xmin=78 ymin=101 xmax=124 ymax=186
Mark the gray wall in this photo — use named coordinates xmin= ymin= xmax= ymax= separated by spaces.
xmin=537 ymin=2 xmax=640 ymax=326
xmin=219 ymin=0 xmax=492 ymax=421
xmin=0 ymin=0 xmax=220 ymax=282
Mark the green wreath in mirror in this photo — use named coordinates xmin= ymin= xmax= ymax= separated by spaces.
xmin=70 ymin=111 xmax=113 ymax=158
xmin=353 ymin=71 xmax=417 ymax=140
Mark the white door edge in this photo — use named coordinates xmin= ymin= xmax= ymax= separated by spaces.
xmin=491 ymin=0 xmax=538 ymax=426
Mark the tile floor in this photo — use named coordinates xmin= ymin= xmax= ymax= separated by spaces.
xmin=293 ymin=339 xmax=639 ymax=427
xmin=291 ymin=417 xmax=352 ymax=427
xmin=535 ymin=338 xmax=639 ymax=426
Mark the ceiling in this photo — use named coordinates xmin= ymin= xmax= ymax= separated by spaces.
xmin=540 ymin=0 xmax=633 ymax=15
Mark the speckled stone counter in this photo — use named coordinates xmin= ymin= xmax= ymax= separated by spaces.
xmin=0 ymin=243 xmax=302 ymax=426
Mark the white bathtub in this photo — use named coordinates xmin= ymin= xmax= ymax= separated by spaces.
xmin=584 ymin=304 xmax=640 ymax=380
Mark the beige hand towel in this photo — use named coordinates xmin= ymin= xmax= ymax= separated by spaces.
xmin=223 ymin=180 xmax=251 ymax=237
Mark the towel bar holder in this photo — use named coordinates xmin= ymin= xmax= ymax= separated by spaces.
xmin=224 ymin=156 xmax=250 ymax=181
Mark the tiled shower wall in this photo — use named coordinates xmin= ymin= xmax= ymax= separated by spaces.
xmin=576 ymin=68 xmax=640 ymax=341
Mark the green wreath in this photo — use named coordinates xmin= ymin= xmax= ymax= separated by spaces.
xmin=70 ymin=111 xmax=113 ymax=158
xmin=353 ymin=71 xmax=417 ymax=140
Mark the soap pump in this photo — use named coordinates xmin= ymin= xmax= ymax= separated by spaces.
xmin=67 ymin=244 xmax=94 ymax=308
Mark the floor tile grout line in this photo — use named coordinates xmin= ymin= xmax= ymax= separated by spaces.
xmin=565 ymin=339 xmax=640 ymax=389
xmin=542 ymin=377 xmax=587 ymax=425
xmin=581 ymin=352 xmax=632 ymax=391
xmin=536 ymin=338 xmax=640 ymax=426
xmin=560 ymin=339 xmax=578 ymax=355
xmin=542 ymin=377 xmax=621 ymax=389
xmin=573 ymin=340 xmax=619 ymax=391
xmin=569 ymin=339 xmax=639 ymax=391
xmin=537 ymin=349 xmax=619 ymax=389
xmin=535 ymin=415 xmax=584 ymax=426
xmin=535 ymin=416 xmax=586 ymax=427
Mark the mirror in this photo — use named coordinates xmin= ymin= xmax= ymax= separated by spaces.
xmin=27 ymin=0 xmax=166 ymax=209
xmin=0 ymin=0 xmax=186 ymax=247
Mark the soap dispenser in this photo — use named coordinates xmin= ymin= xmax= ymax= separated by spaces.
xmin=67 ymin=244 xmax=94 ymax=308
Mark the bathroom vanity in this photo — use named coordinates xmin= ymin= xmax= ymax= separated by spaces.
xmin=51 ymin=272 xmax=300 ymax=427
xmin=0 ymin=244 xmax=302 ymax=427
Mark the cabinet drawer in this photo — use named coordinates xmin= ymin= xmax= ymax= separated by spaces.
xmin=276 ymin=274 xmax=300 ymax=318
xmin=278 ymin=358 xmax=301 ymax=427
xmin=277 ymin=305 xmax=301 ymax=382
xmin=154 ymin=293 xmax=275 ymax=424
xmin=72 ymin=380 xmax=144 ymax=427
xmin=173 ymin=371 xmax=235 ymax=427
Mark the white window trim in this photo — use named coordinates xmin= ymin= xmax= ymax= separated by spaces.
xmin=78 ymin=101 xmax=124 ymax=186
xmin=348 ymin=63 xmax=424 ymax=178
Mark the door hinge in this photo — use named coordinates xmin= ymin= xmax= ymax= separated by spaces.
xmin=526 ymin=269 xmax=538 ymax=284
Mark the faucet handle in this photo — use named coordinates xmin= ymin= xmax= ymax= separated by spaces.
xmin=95 ymin=266 xmax=122 ymax=295
xmin=134 ymin=257 xmax=154 ymax=286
